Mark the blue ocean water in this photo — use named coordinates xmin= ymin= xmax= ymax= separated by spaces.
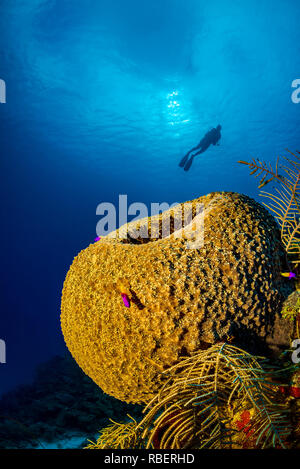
xmin=0 ymin=0 xmax=300 ymax=395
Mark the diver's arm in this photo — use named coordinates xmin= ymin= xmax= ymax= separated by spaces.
xmin=213 ymin=134 xmax=221 ymax=145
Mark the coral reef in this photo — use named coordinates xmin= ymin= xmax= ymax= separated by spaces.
xmin=61 ymin=192 xmax=295 ymax=404
xmin=0 ymin=354 xmax=141 ymax=449
xmin=137 ymin=343 xmax=293 ymax=449
xmin=239 ymin=150 xmax=300 ymax=266
xmin=85 ymin=416 xmax=145 ymax=449
xmin=281 ymin=291 xmax=300 ymax=327
xmin=87 ymin=344 xmax=299 ymax=450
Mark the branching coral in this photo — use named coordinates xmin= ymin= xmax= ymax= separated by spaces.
xmin=138 ymin=343 xmax=292 ymax=449
xmin=85 ymin=416 xmax=145 ymax=449
xmin=87 ymin=344 xmax=294 ymax=450
xmin=239 ymin=150 xmax=300 ymax=265
xmin=239 ymin=151 xmax=300 ymax=342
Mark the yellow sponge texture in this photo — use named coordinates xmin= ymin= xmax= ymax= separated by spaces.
xmin=61 ymin=192 xmax=294 ymax=404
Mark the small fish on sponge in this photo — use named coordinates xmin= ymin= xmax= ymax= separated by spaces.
xmin=61 ymin=192 xmax=296 ymax=404
xmin=121 ymin=293 xmax=130 ymax=308
xmin=116 ymin=278 xmax=131 ymax=307
xmin=281 ymin=272 xmax=296 ymax=279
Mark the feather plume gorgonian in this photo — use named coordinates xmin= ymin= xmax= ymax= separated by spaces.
xmin=84 ymin=345 xmax=293 ymax=450
xmin=239 ymin=150 xmax=300 ymax=264
xmin=84 ymin=415 xmax=145 ymax=449
xmin=135 ymin=344 xmax=292 ymax=449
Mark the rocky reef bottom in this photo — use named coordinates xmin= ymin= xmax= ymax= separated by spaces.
xmin=0 ymin=353 xmax=142 ymax=449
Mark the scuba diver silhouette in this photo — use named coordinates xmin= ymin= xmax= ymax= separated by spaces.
xmin=179 ymin=125 xmax=222 ymax=171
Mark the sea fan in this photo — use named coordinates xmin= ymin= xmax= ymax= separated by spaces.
xmin=85 ymin=344 xmax=293 ymax=450
xmin=239 ymin=150 xmax=300 ymax=264
xmin=135 ymin=344 xmax=292 ymax=449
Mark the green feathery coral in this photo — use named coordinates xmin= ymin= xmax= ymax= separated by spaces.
xmin=85 ymin=416 xmax=145 ymax=449
xmin=87 ymin=344 xmax=293 ymax=450
xmin=137 ymin=343 xmax=291 ymax=449
xmin=239 ymin=150 xmax=300 ymax=265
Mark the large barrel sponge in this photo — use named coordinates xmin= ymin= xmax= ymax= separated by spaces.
xmin=61 ymin=192 xmax=294 ymax=404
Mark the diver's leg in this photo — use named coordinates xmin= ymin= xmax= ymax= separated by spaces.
xmin=179 ymin=145 xmax=200 ymax=167
xmin=184 ymin=146 xmax=206 ymax=171
xmin=190 ymin=145 xmax=201 ymax=153
xmin=191 ymin=147 xmax=204 ymax=157
xmin=184 ymin=155 xmax=195 ymax=171
xmin=192 ymin=143 xmax=210 ymax=156
xmin=179 ymin=153 xmax=190 ymax=167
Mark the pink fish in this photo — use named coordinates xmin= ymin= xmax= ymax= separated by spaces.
xmin=121 ymin=293 xmax=130 ymax=308
xmin=281 ymin=272 xmax=297 ymax=279
xmin=94 ymin=236 xmax=101 ymax=242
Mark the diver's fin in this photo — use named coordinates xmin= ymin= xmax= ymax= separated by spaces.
xmin=184 ymin=156 xmax=194 ymax=171
xmin=179 ymin=153 xmax=190 ymax=167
